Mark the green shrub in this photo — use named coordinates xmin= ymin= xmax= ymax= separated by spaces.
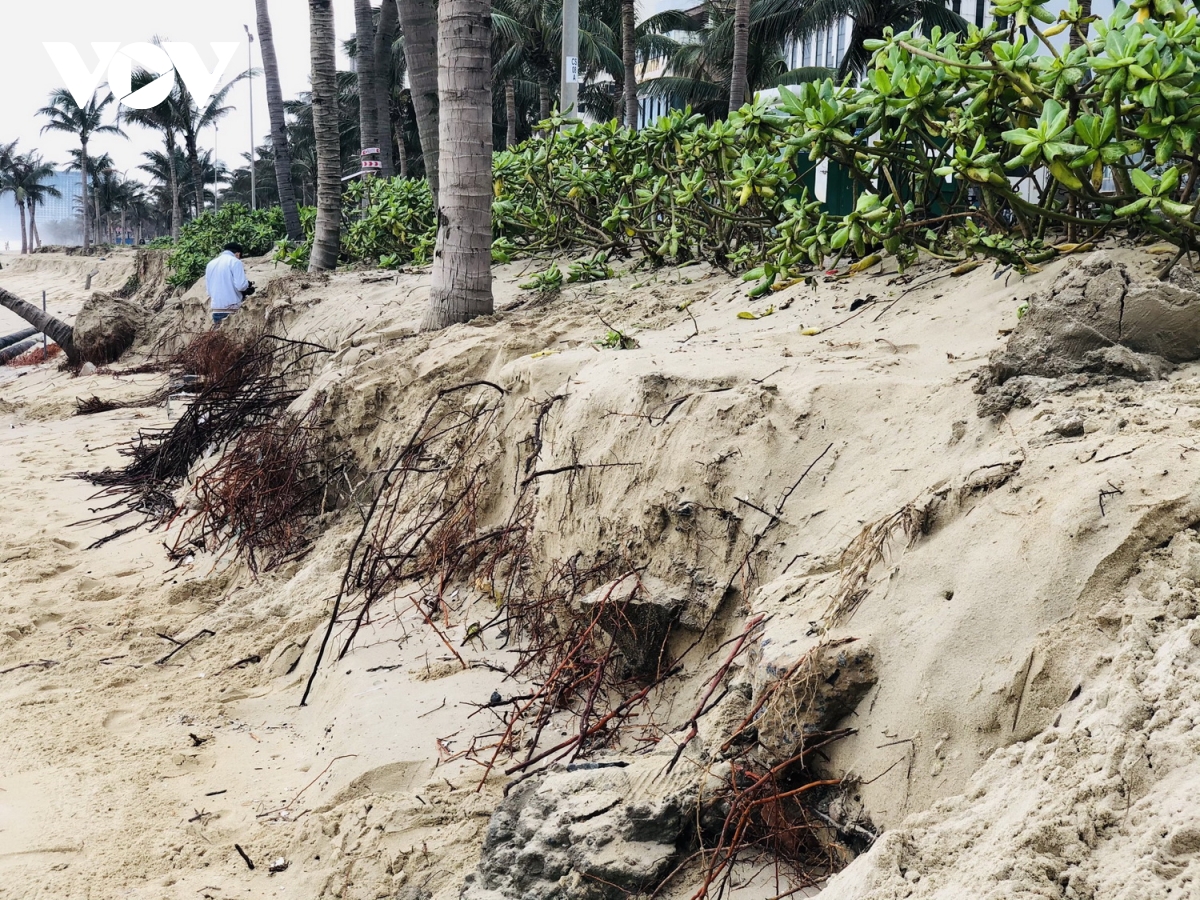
xmin=165 ymin=204 xmax=287 ymax=287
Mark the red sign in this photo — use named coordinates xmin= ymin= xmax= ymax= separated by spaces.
xmin=361 ymin=160 xmax=383 ymax=169
xmin=360 ymin=148 xmax=381 ymax=155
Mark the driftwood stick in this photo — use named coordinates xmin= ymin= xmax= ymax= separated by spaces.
xmin=155 ymin=629 xmax=215 ymax=666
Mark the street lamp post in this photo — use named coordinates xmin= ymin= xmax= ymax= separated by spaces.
xmin=244 ymin=23 xmax=257 ymax=211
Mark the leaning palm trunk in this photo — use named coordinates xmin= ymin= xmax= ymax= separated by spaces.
xmin=397 ymin=0 xmax=440 ymax=204
xmin=354 ymin=0 xmax=381 ymax=160
xmin=0 ymin=287 xmax=76 ymax=363
xmin=621 ymin=0 xmax=638 ymax=129
xmin=309 ymin=0 xmax=342 ymax=272
xmin=256 ymin=0 xmax=305 ymax=241
xmin=505 ymin=78 xmax=518 ymax=148
xmin=728 ymin=0 xmax=751 ymax=115
xmin=374 ymin=0 xmax=400 ymax=177
xmin=422 ymin=0 xmax=492 ymax=330
xmin=29 ymin=203 xmax=40 ymax=250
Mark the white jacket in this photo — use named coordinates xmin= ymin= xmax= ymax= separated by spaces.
xmin=205 ymin=251 xmax=250 ymax=311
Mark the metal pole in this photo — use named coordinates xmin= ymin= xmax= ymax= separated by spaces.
xmin=560 ymin=0 xmax=579 ymax=117
xmin=245 ymin=24 xmax=257 ymax=211
xmin=41 ymin=291 xmax=47 ymax=360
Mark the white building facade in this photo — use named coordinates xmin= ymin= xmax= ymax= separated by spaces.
xmin=632 ymin=0 xmax=1080 ymax=129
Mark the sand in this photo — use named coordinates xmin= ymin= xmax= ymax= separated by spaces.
xmin=2 ymin=244 xmax=1199 ymax=899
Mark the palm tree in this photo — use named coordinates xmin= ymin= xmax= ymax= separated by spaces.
xmin=309 ymin=0 xmax=342 ymax=272
xmin=121 ymin=72 xmax=185 ymax=238
xmin=93 ymin=171 xmax=146 ymax=245
xmin=64 ymin=151 xmax=117 ymax=243
xmin=729 ymin=0 xmax=752 ymax=112
xmin=1 ymin=155 xmax=60 ymax=254
xmin=0 ymin=287 xmax=77 ymax=362
xmin=0 ymin=161 xmax=29 ymax=255
xmin=354 ymin=0 xmax=382 ymax=166
xmin=0 ymin=140 xmax=18 ymax=178
xmin=424 ymin=0 xmax=493 ymax=329
xmin=0 ymin=145 xmax=17 ymax=251
xmin=65 ymin=150 xmax=116 ymax=241
xmin=622 ymin=0 xmax=638 ymax=127
xmin=491 ymin=0 xmax=622 ymax=122
xmin=37 ymin=90 xmax=124 ymax=251
xmin=398 ymin=0 xmax=441 ymax=205
xmin=19 ymin=156 xmax=62 ymax=251
xmin=374 ymin=0 xmax=401 ymax=176
xmin=176 ymin=72 xmax=250 ymax=218
xmin=256 ymin=0 xmax=305 ymax=240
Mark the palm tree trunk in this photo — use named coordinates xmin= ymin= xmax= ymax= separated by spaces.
xmin=397 ymin=120 xmax=408 ymax=177
xmin=93 ymin=176 xmax=102 ymax=245
xmin=0 ymin=287 xmax=77 ymax=363
xmin=17 ymin=199 xmax=28 ymax=255
xmin=256 ymin=0 xmax=305 ymax=241
xmin=309 ymin=0 xmax=342 ymax=272
xmin=728 ymin=0 xmax=751 ymax=115
xmin=166 ymin=132 xmax=182 ymax=239
xmin=539 ymin=77 xmax=552 ymax=122
xmin=29 ymin=203 xmax=40 ymax=250
xmin=80 ymin=139 xmax=91 ymax=251
xmin=374 ymin=0 xmax=400 ymax=177
xmin=354 ymin=0 xmax=381 ymax=161
xmin=186 ymin=133 xmax=206 ymax=217
xmin=422 ymin=0 xmax=492 ymax=330
xmin=505 ymin=78 xmax=518 ymax=148
xmin=397 ymin=0 xmax=440 ymax=205
xmin=1070 ymin=0 xmax=1091 ymax=47
xmin=622 ymin=0 xmax=638 ymax=129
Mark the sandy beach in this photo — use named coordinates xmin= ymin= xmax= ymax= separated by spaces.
xmin=2 ymin=247 xmax=1200 ymax=899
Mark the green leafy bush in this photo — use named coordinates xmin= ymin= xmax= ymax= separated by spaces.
xmin=263 ymin=0 xmax=1200 ymax=290
xmin=274 ymin=179 xmax=435 ymax=272
xmin=165 ymin=204 xmax=287 ymax=287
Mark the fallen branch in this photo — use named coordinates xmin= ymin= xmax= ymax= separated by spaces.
xmin=155 ymin=629 xmax=215 ymax=666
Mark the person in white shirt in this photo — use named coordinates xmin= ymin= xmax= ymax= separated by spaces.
xmin=204 ymin=243 xmax=255 ymax=325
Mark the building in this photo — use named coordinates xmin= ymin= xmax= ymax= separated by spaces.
xmin=785 ymin=0 xmax=997 ymax=72
xmin=633 ymin=0 xmax=1058 ymax=130
xmin=0 ymin=169 xmax=84 ymax=249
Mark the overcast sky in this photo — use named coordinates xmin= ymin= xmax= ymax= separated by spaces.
xmin=0 ymin=0 xmax=361 ymax=178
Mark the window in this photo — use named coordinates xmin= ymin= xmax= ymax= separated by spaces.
xmin=836 ymin=17 xmax=846 ymax=64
